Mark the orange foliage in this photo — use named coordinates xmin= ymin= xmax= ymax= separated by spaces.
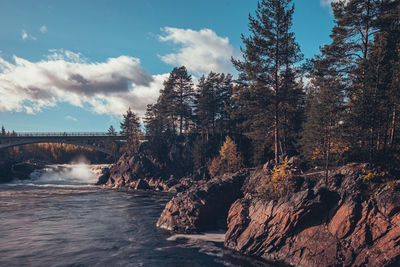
xmin=208 ymin=136 xmax=243 ymax=178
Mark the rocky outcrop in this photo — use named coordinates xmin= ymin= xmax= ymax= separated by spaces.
xmin=96 ymin=167 xmax=110 ymax=185
xmin=225 ymin=163 xmax=400 ymax=267
xmin=98 ymin=152 xmax=159 ymax=188
xmin=0 ymin=161 xmax=13 ymax=183
xmin=99 ymin=137 xmax=198 ymax=191
xmin=156 ymin=171 xmax=248 ymax=233
xmin=104 ymin=153 xmax=162 ymax=187
xmin=0 ymin=160 xmax=46 ymax=182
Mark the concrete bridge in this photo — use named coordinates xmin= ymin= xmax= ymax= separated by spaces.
xmin=0 ymin=132 xmax=127 ymax=155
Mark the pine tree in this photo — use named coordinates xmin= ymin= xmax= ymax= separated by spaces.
xmin=120 ymin=107 xmax=141 ymax=154
xmin=107 ymin=125 xmax=117 ymax=136
xmin=325 ymin=0 xmax=377 ymax=161
xmin=194 ymin=72 xmax=234 ymax=141
xmin=233 ymin=0 xmax=303 ymax=165
xmin=191 ymin=72 xmax=235 ymax=170
xmin=169 ymin=66 xmax=194 ymax=135
xmin=300 ymin=55 xmax=346 ymax=180
xmin=369 ymin=0 xmax=400 ymax=155
xmin=147 ymin=66 xmax=194 ymax=136
xmin=144 ymin=104 xmax=159 ymax=136
xmin=324 ymin=0 xmax=399 ymax=163
xmin=1 ymin=126 xmax=5 ymax=136
xmin=194 ymin=74 xmax=214 ymax=141
xmin=158 ymin=76 xmax=178 ymax=133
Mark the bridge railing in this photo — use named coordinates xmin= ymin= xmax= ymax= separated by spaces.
xmin=0 ymin=132 xmax=123 ymax=137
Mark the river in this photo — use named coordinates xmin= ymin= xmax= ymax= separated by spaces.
xmin=0 ymin=163 xmax=271 ymax=267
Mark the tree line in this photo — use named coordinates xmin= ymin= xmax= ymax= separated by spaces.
xmin=120 ymin=0 xmax=399 ymax=176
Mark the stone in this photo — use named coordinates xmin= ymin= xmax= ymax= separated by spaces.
xmin=135 ymin=179 xmax=150 ymax=190
xmin=96 ymin=167 xmax=110 ymax=185
xmin=156 ymin=171 xmax=248 ymax=233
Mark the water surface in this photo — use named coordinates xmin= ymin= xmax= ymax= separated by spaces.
xmin=0 ymin=164 xmax=272 ymax=266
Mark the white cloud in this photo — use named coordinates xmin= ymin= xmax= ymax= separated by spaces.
xmin=65 ymin=115 xmax=78 ymax=122
xmin=0 ymin=50 xmax=163 ymax=117
xmin=46 ymin=49 xmax=87 ymax=63
xmin=159 ymin=27 xmax=234 ymax=74
xmin=87 ymin=73 xmax=168 ymax=117
xmin=40 ymin=25 xmax=47 ymax=34
xmin=21 ymin=29 xmax=36 ymax=41
xmin=21 ymin=30 xmax=28 ymax=40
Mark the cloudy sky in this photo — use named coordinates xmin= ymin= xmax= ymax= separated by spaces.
xmin=0 ymin=0 xmax=339 ymax=132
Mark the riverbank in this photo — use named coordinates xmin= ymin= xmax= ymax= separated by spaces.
xmin=5 ymin=152 xmax=400 ymax=266
xmin=98 ymin=151 xmax=400 ymax=266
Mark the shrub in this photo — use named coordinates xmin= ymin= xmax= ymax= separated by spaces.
xmin=363 ymin=171 xmax=379 ymax=182
xmin=207 ymin=136 xmax=244 ymax=178
xmin=386 ymin=180 xmax=397 ymax=191
xmin=262 ymin=159 xmax=296 ymax=199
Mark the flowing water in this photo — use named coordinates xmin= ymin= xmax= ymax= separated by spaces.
xmin=0 ymin=164 xmax=273 ymax=267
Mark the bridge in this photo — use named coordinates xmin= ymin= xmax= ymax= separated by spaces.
xmin=0 ymin=132 xmax=127 ymax=156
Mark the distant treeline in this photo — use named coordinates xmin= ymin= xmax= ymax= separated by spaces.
xmin=1 ymin=143 xmax=112 ymax=163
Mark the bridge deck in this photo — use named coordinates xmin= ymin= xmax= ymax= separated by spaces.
xmin=0 ymin=132 xmax=130 ymax=155
xmin=0 ymin=132 xmax=123 ymax=137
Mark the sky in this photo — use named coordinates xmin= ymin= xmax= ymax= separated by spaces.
xmin=0 ymin=0 xmax=339 ymax=132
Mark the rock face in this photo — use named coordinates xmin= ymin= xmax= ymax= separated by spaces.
xmin=157 ymin=171 xmax=248 ymax=233
xmin=98 ymin=152 xmax=199 ymax=192
xmin=98 ymin=138 xmax=197 ymax=191
xmin=95 ymin=167 xmax=110 ymax=185
xmin=104 ymin=153 xmax=163 ymax=188
xmin=0 ymin=161 xmax=13 ymax=183
xmin=225 ymin=163 xmax=400 ymax=267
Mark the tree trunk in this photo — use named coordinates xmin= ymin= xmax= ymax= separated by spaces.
xmin=391 ymin=107 xmax=396 ymax=148
xmin=325 ymin=127 xmax=331 ymax=185
xmin=275 ymin=102 xmax=279 ymax=164
xmin=274 ymin=22 xmax=280 ymax=165
xmin=180 ymin=115 xmax=183 ymax=135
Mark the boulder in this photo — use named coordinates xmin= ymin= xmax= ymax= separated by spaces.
xmin=157 ymin=171 xmax=248 ymax=233
xmin=0 ymin=161 xmax=13 ymax=183
xmin=135 ymin=179 xmax=150 ymax=190
xmin=96 ymin=167 xmax=110 ymax=185
xmin=105 ymin=153 xmax=163 ymax=188
xmin=11 ymin=162 xmax=42 ymax=180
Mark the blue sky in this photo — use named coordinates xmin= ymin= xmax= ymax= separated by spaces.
xmin=0 ymin=0 xmax=337 ymax=132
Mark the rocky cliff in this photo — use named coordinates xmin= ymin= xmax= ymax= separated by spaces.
xmin=225 ymin=163 xmax=400 ymax=267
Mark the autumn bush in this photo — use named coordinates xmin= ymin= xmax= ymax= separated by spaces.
xmin=261 ymin=159 xmax=297 ymax=199
xmin=207 ymin=136 xmax=244 ymax=178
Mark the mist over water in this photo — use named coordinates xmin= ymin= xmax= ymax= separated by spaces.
xmin=29 ymin=164 xmax=101 ymax=185
xmin=13 ymin=157 xmax=107 ymax=186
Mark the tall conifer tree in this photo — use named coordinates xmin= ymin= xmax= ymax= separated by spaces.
xmin=120 ymin=107 xmax=141 ymax=154
xmin=233 ymin=0 xmax=303 ymax=164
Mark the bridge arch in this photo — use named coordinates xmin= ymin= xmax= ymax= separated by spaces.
xmin=0 ymin=133 xmax=126 ymax=156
